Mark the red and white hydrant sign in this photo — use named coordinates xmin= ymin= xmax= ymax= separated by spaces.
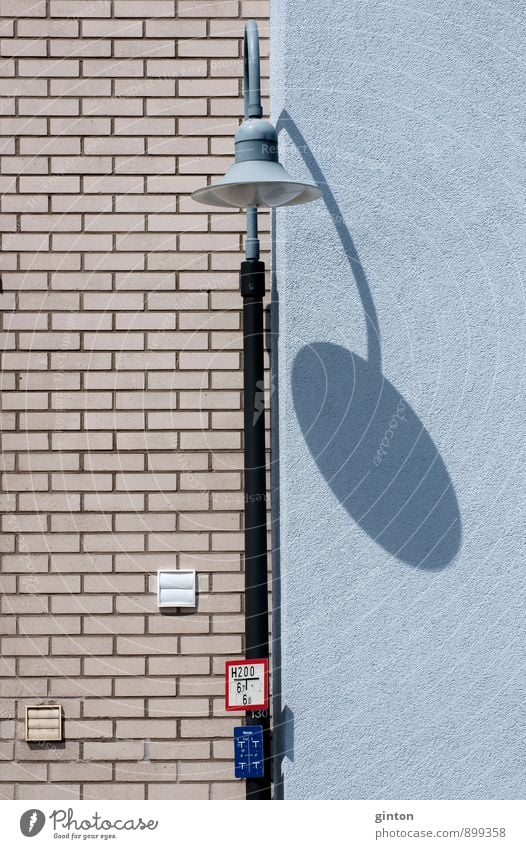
xmin=225 ymin=658 xmax=268 ymax=711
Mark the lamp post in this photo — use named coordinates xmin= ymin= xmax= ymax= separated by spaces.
xmin=192 ymin=20 xmax=321 ymax=800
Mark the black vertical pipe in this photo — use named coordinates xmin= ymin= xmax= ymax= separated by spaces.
xmin=240 ymin=258 xmax=271 ymax=800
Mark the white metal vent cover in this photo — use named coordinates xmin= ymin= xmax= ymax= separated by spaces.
xmin=25 ymin=704 xmax=63 ymax=742
xmin=157 ymin=570 xmax=196 ymax=609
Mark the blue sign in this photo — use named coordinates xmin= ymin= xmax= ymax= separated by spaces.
xmin=234 ymin=726 xmax=264 ymax=779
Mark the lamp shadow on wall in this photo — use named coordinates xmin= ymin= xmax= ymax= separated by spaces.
xmin=276 ymin=110 xmax=462 ymax=572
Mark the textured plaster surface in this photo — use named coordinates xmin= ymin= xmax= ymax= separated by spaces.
xmin=271 ymin=0 xmax=526 ymax=799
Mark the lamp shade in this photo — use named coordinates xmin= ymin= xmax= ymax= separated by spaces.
xmin=191 ymin=119 xmax=322 ymax=209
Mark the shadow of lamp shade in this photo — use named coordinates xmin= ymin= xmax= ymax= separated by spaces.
xmin=273 ymin=109 xmax=462 ymax=571
xmin=292 ymin=344 xmax=461 ymax=570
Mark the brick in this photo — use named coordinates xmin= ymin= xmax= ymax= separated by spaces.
xmin=83 ymin=97 xmax=143 ymax=116
xmin=51 ymin=195 xmax=111 ymax=214
xmin=148 ymin=492 xmax=209 ymax=511
xmin=51 ymin=0 xmax=110 ymax=14
xmin=179 ymin=39 xmax=239 ymax=57
xmin=179 ymin=635 xmax=242 ymax=655
xmin=148 ymin=411 xmax=208 ymax=430
xmin=116 ymin=719 xmax=177 ymax=737
xmin=19 ymin=59 xmax=79 ymax=78
xmin=50 ymin=554 xmax=112 ymax=573
xmin=146 ymin=452 xmax=207 ymax=470
xmin=2 ymin=156 xmax=47 ymax=175
xmin=115 ymin=79 xmax=174 ymax=97
xmin=116 ymin=232 xmax=178 ymax=251
xmin=147 ymin=59 xmax=206 ymax=78
xmin=116 ymin=116 xmax=176 ymax=136
xmin=115 ymin=0 xmax=174 ymax=14
xmin=67 ymin=720 xmax=113 ymax=740
xmin=82 ymin=19 xmax=143 ymax=38
xmin=146 ymin=98 xmax=206 ymax=117
xmin=180 ymin=718 xmax=237 ymax=738
xmin=18 ymin=657 xmax=80 ymax=677
xmin=115 ymin=513 xmax=174 ymax=532
xmin=51 ymin=472 xmax=112 ymax=491
xmin=84 ymin=137 xmax=144 ymax=155
xmin=2 ymin=0 xmax=46 ymax=14
xmin=146 ymin=19 xmax=206 ymax=37
xmin=148 ymin=532 xmax=207 ymax=551
xmin=211 ymin=783 xmax=242 ymax=800
xmin=85 ymin=373 xmax=144 ymax=390
xmin=117 ymin=636 xmax=180 ymax=656
xmin=84 ymin=59 xmax=144 ymax=78
xmin=242 ymin=0 xmax=268 ymax=15
xmin=18 ymin=19 xmax=78 ymax=37
xmin=179 ymin=431 xmax=240 ymax=450
xmin=21 ymin=214 xmax=81 ymax=232
xmin=84 ymin=493 xmax=145 ymax=511
xmin=180 ymin=78 xmax=238 ymax=97
xmin=17 ymin=784 xmax=81 ymax=800
xmin=82 ymin=531 xmax=144 ymax=552
xmin=177 ymin=1 xmax=239 ymax=15
xmin=51 ymin=636 xmax=113 ymax=656
xmin=84 ymin=412 xmax=145 ymax=430
xmin=0 ymin=763 xmax=47 ymax=782
xmin=84 ymin=742 xmax=144 ymax=761
xmin=178 ymin=117 xmax=238 ymax=137
xmin=115 ymin=591 xmax=157 ymax=609
xmin=49 ymin=763 xmax=112 ymax=782
xmin=180 ymin=390 xmax=239 ymax=409
xmin=179 ymin=351 xmax=240 ymax=370
xmin=180 ymin=512 xmax=239 ymax=532
xmin=149 ymin=697 xmax=208 ymax=717
xmin=83 ymin=454 xmax=144 ymax=471
xmin=178 ymin=761 xmax=233 ymax=782
xmin=147 ymin=136 xmax=207 ymax=155
xmin=83 ymin=784 xmax=145 ymax=800
xmin=19 ymin=493 xmax=80 ymax=512
xmin=114 ymin=762 xmax=178 ymax=782
xmin=85 ymin=656 xmax=146 ymax=676
xmin=19 ymin=574 xmax=80 ymax=594
xmin=212 ymin=574 xmax=243 ymax=593
xmin=3 ymin=595 xmax=48 ymax=615
xmin=180 ymin=676 xmax=226 ymax=696
xmin=52 ymin=595 xmax=112 ymax=614
xmin=84 ymin=574 xmax=145 ymax=594
xmin=83 ymin=699 xmax=144 ymax=718
xmin=19 ymin=90 xmax=80 ymax=114
xmin=149 ymin=783 xmax=209 ymax=799
xmin=147 ymin=615 xmax=208 ymax=636
xmin=1 ymin=637 xmax=48 ymax=656
xmin=0 ymin=678 xmax=49 ymax=698
xmin=18 ymin=616 xmax=81 ymax=635
xmin=84 ymin=253 xmax=144 ymax=271
xmin=115 ymin=678 xmax=175 ymax=697
xmin=50 ymin=38 xmax=111 ymax=58
xmin=84 ymin=217 xmax=144 ymax=235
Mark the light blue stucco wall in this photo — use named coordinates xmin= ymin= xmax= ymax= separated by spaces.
xmin=270 ymin=0 xmax=526 ymax=799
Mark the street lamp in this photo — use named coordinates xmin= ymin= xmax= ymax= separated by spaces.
xmin=191 ymin=20 xmax=321 ymax=800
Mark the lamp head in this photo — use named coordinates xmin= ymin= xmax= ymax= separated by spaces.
xmin=191 ymin=118 xmax=322 ymax=209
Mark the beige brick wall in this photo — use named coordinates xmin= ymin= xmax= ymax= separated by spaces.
xmin=0 ymin=0 xmax=270 ymax=801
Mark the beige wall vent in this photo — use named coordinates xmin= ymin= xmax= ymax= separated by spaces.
xmin=25 ymin=704 xmax=63 ymax=742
